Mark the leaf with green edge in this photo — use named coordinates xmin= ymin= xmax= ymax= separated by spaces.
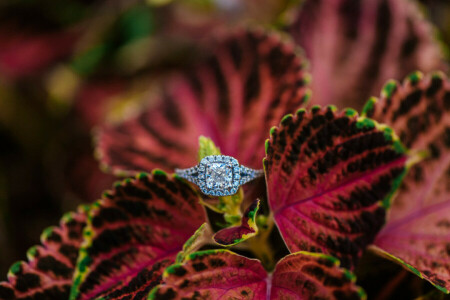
xmin=176 ymin=223 xmax=213 ymax=263
xmin=416 ymin=289 xmax=449 ymax=300
xmin=213 ymin=199 xmax=260 ymax=246
xmin=0 ymin=205 xmax=88 ymax=300
xmin=264 ymin=106 xmax=407 ymax=269
xmin=271 ymin=251 xmax=366 ymax=300
xmin=70 ymin=171 xmax=206 ymax=300
xmin=148 ymin=250 xmax=365 ymax=299
xmin=97 ymin=29 xmax=310 ymax=176
xmin=148 ymin=250 xmax=267 ymax=299
xmin=365 ymin=71 xmax=450 ymax=293
xmin=290 ymin=0 xmax=446 ymax=110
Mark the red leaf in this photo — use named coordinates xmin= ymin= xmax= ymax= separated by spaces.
xmin=74 ymin=80 xmax=125 ymax=128
xmin=149 ymin=250 xmax=365 ymax=299
xmin=97 ymin=29 xmax=310 ymax=175
xmin=149 ymin=250 xmax=267 ymax=299
xmin=264 ymin=106 xmax=407 ymax=269
xmin=0 ymin=206 xmax=88 ymax=299
xmin=0 ymin=28 xmax=78 ymax=79
xmin=367 ymin=72 xmax=450 ymax=293
xmin=213 ymin=199 xmax=260 ymax=246
xmin=291 ymin=0 xmax=445 ymax=110
xmin=70 ymin=171 xmax=205 ymax=300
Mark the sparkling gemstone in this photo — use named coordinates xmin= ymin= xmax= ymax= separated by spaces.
xmin=205 ymin=162 xmax=233 ymax=190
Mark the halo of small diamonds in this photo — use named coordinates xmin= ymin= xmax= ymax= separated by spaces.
xmin=175 ymin=155 xmax=263 ymax=196
xmin=198 ymin=155 xmax=239 ymax=196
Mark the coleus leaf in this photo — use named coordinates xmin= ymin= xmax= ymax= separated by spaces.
xmin=264 ymin=106 xmax=407 ymax=269
xmin=213 ymin=199 xmax=260 ymax=246
xmin=176 ymin=223 xmax=213 ymax=263
xmin=70 ymin=171 xmax=205 ymax=300
xmin=0 ymin=205 xmax=88 ymax=299
xmin=97 ymin=29 xmax=310 ymax=176
xmin=290 ymin=0 xmax=445 ymax=110
xmin=148 ymin=250 xmax=365 ymax=299
xmin=270 ymin=252 xmax=365 ymax=299
xmin=198 ymin=135 xmax=221 ymax=161
xmin=365 ymin=72 xmax=450 ymax=293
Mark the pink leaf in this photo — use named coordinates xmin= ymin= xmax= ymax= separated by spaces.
xmin=97 ymin=29 xmax=310 ymax=175
xmin=213 ymin=199 xmax=260 ymax=246
xmin=70 ymin=171 xmax=205 ymax=300
xmin=367 ymin=72 xmax=450 ymax=293
xmin=264 ymin=106 xmax=407 ymax=269
xmin=271 ymin=252 xmax=365 ymax=299
xmin=291 ymin=0 xmax=445 ymax=110
xmin=0 ymin=206 xmax=88 ymax=299
xmin=149 ymin=250 xmax=365 ymax=299
xmin=149 ymin=250 xmax=267 ymax=299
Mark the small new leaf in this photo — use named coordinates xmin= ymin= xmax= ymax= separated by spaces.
xmin=213 ymin=199 xmax=260 ymax=246
xmin=198 ymin=136 xmax=221 ymax=161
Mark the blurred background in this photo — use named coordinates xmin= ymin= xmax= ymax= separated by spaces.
xmin=0 ymin=0 xmax=306 ymax=277
xmin=0 ymin=0 xmax=448 ymax=298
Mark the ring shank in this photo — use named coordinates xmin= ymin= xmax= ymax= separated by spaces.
xmin=174 ymin=166 xmax=199 ymax=185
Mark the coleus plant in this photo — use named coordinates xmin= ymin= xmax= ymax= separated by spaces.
xmin=1 ymin=7 xmax=449 ymax=300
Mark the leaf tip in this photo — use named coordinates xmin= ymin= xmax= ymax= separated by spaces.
xmin=280 ymin=113 xmax=293 ymax=126
xmin=41 ymin=226 xmax=57 ymax=243
xmin=381 ymin=80 xmax=399 ymax=98
xmin=301 ymin=89 xmax=312 ymax=105
xmin=326 ymin=105 xmax=337 ymax=112
xmin=198 ymin=136 xmax=221 ymax=160
xmin=311 ymin=105 xmax=321 ymax=114
xmin=137 ymin=172 xmax=149 ymax=180
xmin=113 ymin=180 xmax=123 ymax=188
xmin=406 ymin=71 xmax=424 ymax=85
xmin=296 ymin=107 xmax=306 ymax=117
xmin=269 ymin=126 xmax=277 ymax=138
xmin=356 ymin=117 xmax=376 ymax=130
xmin=344 ymin=108 xmax=358 ymax=117
xmin=8 ymin=261 xmax=23 ymax=276
xmin=152 ymin=169 xmax=167 ymax=177
xmin=361 ymin=97 xmax=378 ymax=117
xmin=26 ymin=246 xmax=39 ymax=261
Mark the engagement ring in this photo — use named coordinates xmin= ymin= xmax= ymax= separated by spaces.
xmin=175 ymin=155 xmax=264 ymax=196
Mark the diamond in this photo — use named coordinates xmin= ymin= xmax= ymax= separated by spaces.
xmin=205 ymin=162 xmax=233 ymax=190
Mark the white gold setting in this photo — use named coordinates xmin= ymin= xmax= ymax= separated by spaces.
xmin=175 ymin=155 xmax=264 ymax=196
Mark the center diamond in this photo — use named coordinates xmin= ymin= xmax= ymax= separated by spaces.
xmin=206 ymin=162 xmax=233 ymax=189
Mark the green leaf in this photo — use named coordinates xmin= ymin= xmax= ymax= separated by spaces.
xmin=198 ymin=136 xmax=221 ymax=161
